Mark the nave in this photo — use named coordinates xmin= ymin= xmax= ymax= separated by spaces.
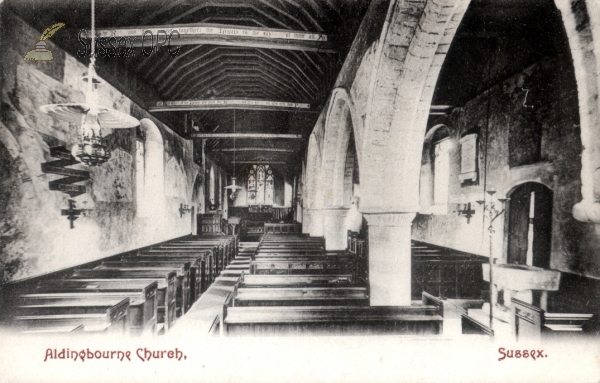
xmin=1 ymin=228 xmax=594 ymax=341
xmin=2 ymin=0 xmax=600 ymax=349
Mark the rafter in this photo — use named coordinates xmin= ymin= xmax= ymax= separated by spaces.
xmin=172 ymin=56 xmax=316 ymax=100
xmin=173 ymin=68 xmax=299 ymax=101
xmin=174 ymin=67 xmax=307 ymax=101
xmin=172 ymin=52 xmax=317 ymax=96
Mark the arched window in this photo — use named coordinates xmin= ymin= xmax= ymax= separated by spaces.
xmin=136 ymin=119 xmax=164 ymax=218
xmin=433 ymin=136 xmax=452 ymax=206
xmin=420 ymin=125 xmax=453 ymax=214
xmin=247 ymin=165 xmax=274 ymax=205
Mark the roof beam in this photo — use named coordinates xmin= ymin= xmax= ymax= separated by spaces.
xmin=209 ymin=148 xmax=295 ymax=152
xmin=150 ymin=99 xmax=311 ymax=112
xmin=94 ymin=23 xmax=335 ymax=53
xmin=232 ymin=161 xmax=287 ymax=164
xmin=190 ymin=133 xmax=303 ymax=139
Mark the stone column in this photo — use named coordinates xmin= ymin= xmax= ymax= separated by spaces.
xmin=302 ymin=208 xmax=311 ymax=234
xmin=308 ymin=208 xmax=324 ymax=237
xmin=364 ymin=213 xmax=416 ymax=306
xmin=322 ymin=207 xmax=349 ymax=250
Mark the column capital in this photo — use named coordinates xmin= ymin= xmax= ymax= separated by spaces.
xmin=364 ymin=212 xmax=416 ymax=227
xmin=573 ymin=200 xmax=600 ymax=223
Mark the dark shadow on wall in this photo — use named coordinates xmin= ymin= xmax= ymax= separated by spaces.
xmin=0 ymin=140 xmax=27 ymax=283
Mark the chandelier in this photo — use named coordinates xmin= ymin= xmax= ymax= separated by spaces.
xmin=224 ymin=110 xmax=243 ymax=200
xmin=40 ymin=0 xmax=139 ymax=166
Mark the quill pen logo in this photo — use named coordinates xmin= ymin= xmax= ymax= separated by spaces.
xmin=23 ymin=22 xmax=65 ymax=61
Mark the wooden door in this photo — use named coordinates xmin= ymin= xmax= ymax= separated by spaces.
xmin=507 ymin=183 xmax=552 ymax=268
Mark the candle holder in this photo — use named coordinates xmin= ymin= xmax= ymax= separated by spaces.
xmin=476 ymin=190 xmax=510 ymax=234
xmin=476 ymin=190 xmax=510 ymax=329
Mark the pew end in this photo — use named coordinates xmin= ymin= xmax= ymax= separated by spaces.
xmin=512 ymin=298 xmax=594 ymax=341
xmin=461 ymin=313 xmax=494 ymax=338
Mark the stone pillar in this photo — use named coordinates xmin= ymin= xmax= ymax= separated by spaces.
xmin=302 ymin=208 xmax=311 ymax=234
xmin=322 ymin=207 xmax=349 ymax=250
xmin=308 ymin=208 xmax=324 ymax=237
xmin=365 ymin=213 xmax=416 ymax=306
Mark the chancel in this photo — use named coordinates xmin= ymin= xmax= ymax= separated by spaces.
xmin=1 ymin=0 xmax=600 ymax=343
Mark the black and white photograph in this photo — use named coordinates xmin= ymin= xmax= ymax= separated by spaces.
xmin=0 ymin=0 xmax=599 ymax=382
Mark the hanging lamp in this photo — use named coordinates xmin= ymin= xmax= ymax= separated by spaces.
xmin=40 ymin=0 xmax=139 ymax=166
xmin=224 ymin=110 xmax=243 ymax=200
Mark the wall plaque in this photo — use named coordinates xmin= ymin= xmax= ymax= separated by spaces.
xmin=459 ymin=134 xmax=478 ymax=183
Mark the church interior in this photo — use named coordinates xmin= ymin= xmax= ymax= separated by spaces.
xmin=1 ymin=0 xmax=600 ymax=345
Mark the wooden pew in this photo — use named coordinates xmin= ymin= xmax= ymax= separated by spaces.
xmin=70 ymin=269 xmax=177 ymax=333
xmin=512 ymin=298 xmax=594 ymax=341
xmin=232 ymin=286 xmax=369 ymax=307
xmin=157 ymin=243 xmax=225 ymax=269
xmin=255 ymin=250 xmax=325 ymax=256
xmin=263 ymin=222 xmax=301 ymax=234
xmin=254 ymin=253 xmax=349 ymax=260
xmin=95 ymin=260 xmax=190 ymax=316
xmin=15 ymin=293 xmax=145 ymax=335
xmin=221 ymin=303 xmax=443 ymax=336
xmin=461 ymin=314 xmax=494 ymax=337
xmin=12 ymin=297 xmax=129 ymax=335
xmin=22 ymin=324 xmax=85 ymax=335
xmin=240 ymin=273 xmax=355 ymax=288
xmin=121 ymin=254 xmax=207 ymax=298
xmin=140 ymin=248 xmax=217 ymax=283
xmin=178 ymin=235 xmax=238 ymax=262
xmin=348 ymin=230 xmax=368 ymax=285
xmin=250 ymin=259 xmax=354 ymax=275
xmin=27 ymin=279 xmax=158 ymax=336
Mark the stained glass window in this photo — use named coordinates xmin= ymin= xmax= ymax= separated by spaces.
xmin=247 ymin=168 xmax=256 ymax=204
xmin=247 ymin=165 xmax=274 ymax=205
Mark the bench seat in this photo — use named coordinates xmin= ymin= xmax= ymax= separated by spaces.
xmin=94 ymin=264 xmax=189 ymax=317
xmin=22 ymin=280 xmax=158 ymax=334
xmin=70 ymin=269 xmax=177 ymax=331
xmin=233 ymin=287 xmax=369 ymax=307
xmin=240 ymin=274 xmax=355 ymax=287
xmin=222 ymin=305 xmax=443 ymax=336
xmin=13 ymin=297 xmax=129 ymax=334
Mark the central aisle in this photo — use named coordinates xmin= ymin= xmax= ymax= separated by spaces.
xmin=166 ymin=242 xmax=257 ymax=338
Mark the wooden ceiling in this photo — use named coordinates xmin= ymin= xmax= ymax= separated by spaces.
xmin=8 ymin=0 xmax=370 ymax=174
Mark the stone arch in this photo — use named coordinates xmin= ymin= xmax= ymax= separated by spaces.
xmin=191 ymin=172 xmax=203 ymax=206
xmin=424 ymin=124 xmax=453 ymax=146
xmin=360 ymin=0 xmax=471 ymax=214
xmin=321 ymin=88 xmax=362 ymax=208
xmin=305 ymin=134 xmax=323 ymax=210
xmin=303 ymin=134 xmax=323 ymax=235
xmin=342 ymin=136 xmax=358 ymax=207
xmin=137 ymin=118 xmax=164 ymax=217
xmin=554 ymin=0 xmax=600 ymax=223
